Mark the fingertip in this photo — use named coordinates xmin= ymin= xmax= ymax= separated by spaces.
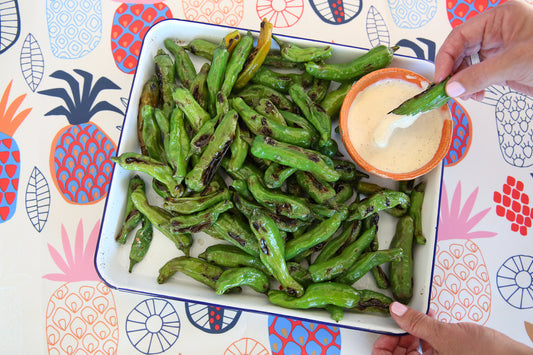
xmin=390 ymin=301 xmax=408 ymax=317
xmin=446 ymin=81 xmax=466 ymax=98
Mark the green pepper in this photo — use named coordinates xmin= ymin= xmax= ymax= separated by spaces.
xmin=390 ymin=77 xmax=450 ymax=116
xmin=249 ymin=209 xmax=304 ymax=297
xmin=232 ymin=97 xmax=314 ymax=148
xmin=390 ymin=215 xmax=415 ymax=304
xmin=350 ymin=289 xmax=393 ymax=314
xmin=215 ymin=267 xmax=270 ymax=294
xmin=186 ymin=38 xmax=217 ymax=61
xmin=164 ymin=38 xmax=196 ymax=88
xmin=138 ymin=76 xmax=160 ymax=156
xmin=221 ymin=32 xmax=254 ymax=96
xmin=335 ymin=248 xmax=403 ymax=285
xmin=185 ymin=109 xmax=238 ymax=192
xmin=247 ymin=174 xmax=311 ymax=221
xmin=205 ymin=211 xmax=260 ymax=257
xmin=409 ymin=181 xmax=426 ymax=245
xmin=199 ymin=243 xmax=270 ymax=275
xmin=267 ymin=282 xmax=361 ymax=309
xmin=273 ymin=36 xmax=333 ymax=63
xmin=250 ymin=66 xmax=314 ymax=94
xmin=206 ymin=41 xmax=230 ymax=115
xmin=236 ymin=84 xmax=295 ymax=112
xmin=313 ymin=220 xmax=361 ymax=264
xmin=288 ymin=83 xmax=332 ymax=149
xmin=116 ymin=175 xmax=145 ymax=244
xmin=164 ymin=188 xmax=232 ymax=215
xmin=307 ymin=77 xmax=331 ymax=103
xmin=295 ymin=170 xmax=336 ymax=204
xmin=154 ymin=49 xmax=176 ymax=114
xmin=320 ymin=81 xmax=352 ymax=119
xmin=169 ymin=199 xmax=233 ymax=233
xmin=140 ymin=105 xmax=166 ymax=164
xmin=128 ymin=216 xmax=153 ymax=273
xmin=172 ymin=87 xmax=211 ymax=133
xmin=189 ymin=62 xmax=211 ymax=112
xmin=309 ymin=225 xmax=376 ymax=282
xmin=112 ymin=152 xmax=181 ymax=197
xmin=254 ymin=98 xmax=287 ymax=126
xmin=130 ymin=187 xmax=192 ymax=255
xmin=157 ymin=256 xmax=224 ymax=289
xmin=264 ymin=163 xmax=297 ymax=189
xmin=250 ymin=135 xmax=340 ymax=182
xmin=348 ymin=190 xmax=410 ymax=221
xmin=167 ymin=107 xmax=190 ymax=184
xmin=285 ymin=211 xmax=343 ymax=261
xmin=224 ymin=124 xmax=250 ymax=173
xmin=305 ymin=45 xmax=398 ymax=81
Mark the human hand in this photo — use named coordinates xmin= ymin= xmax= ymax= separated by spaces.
xmin=434 ymin=0 xmax=533 ymax=101
xmin=371 ymin=302 xmax=533 ymax=355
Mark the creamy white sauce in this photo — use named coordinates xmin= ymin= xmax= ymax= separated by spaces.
xmin=347 ymin=79 xmax=444 ymax=173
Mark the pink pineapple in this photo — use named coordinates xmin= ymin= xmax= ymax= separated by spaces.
xmin=431 ymin=181 xmax=497 ymax=324
xmin=43 ymin=219 xmax=119 ymax=354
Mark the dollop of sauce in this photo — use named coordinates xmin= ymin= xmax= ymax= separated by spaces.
xmin=347 ymin=79 xmax=444 ymax=173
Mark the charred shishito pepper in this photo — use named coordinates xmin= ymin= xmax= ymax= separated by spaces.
xmin=233 ymin=18 xmax=273 ymax=90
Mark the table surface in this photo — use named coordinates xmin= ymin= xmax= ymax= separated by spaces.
xmin=2 ymin=1 xmax=533 ymax=354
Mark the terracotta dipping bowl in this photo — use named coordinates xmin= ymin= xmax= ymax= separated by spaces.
xmin=339 ymin=67 xmax=453 ymax=181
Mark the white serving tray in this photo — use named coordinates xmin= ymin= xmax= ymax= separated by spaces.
xmin=95 ymin=18 xmax=442 ymax=335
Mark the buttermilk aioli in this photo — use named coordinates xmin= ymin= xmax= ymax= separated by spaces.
xmin=347 ymin=79 xmax=444 ymax=173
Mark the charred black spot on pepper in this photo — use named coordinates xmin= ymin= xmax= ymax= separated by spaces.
xmin=125 ymin=157 xmax=144 ymax=164
xmin=286 ymin=288 xmax=298 ymax=297
xmin=365 ymin=205 xmax=375 ymax=215
xmin=305 ymin=152 xmax=320 ymax=163
xmin=228 ymin=231 xmax=246 ymax=247
xmin=385 ymin=197 xmax=391 ymax=207
xmin=260 ymin=238 xmax=269 ymax=255
xmin=193 ymin=134 xmax=213 ymax=148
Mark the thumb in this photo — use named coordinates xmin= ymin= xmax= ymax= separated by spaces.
xmin=389 ymin=302 xmax=445 ymax=345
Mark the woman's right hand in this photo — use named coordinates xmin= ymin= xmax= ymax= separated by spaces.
xmin=434 ymin=0 xmax=533 ymax=100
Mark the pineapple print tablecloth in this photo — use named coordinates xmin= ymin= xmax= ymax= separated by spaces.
xmin=2 ymin=1 xmax=533 ymax=354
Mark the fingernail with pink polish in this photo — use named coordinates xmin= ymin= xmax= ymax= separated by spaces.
xmin=390 ymin=302 xmax=408 ymax=317
xmin=446 ymin=81 xmax=465 ymax=97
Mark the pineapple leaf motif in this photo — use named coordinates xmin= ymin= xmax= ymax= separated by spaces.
xmin=38 ymin=69 xmax=123 ymax=125
xmin=43 ymin=219 xmax=101 ymax=282
xmin=0 ymin=80 xmax=32 ymax=136
xmin=438 ymin=181 xmax=498 ymax=241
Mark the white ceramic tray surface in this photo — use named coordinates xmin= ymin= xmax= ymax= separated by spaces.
xmin=95 ymin=18 xmax=442 ymax=335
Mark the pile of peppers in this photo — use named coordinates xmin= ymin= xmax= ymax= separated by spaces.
xmin=112 ymin=19 xmax=427 ymax=322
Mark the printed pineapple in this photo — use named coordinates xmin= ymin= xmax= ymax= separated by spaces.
xmin=0 ymin=80 xmax=32 ymax=223
xmin=111 ymin=2 xmax=173 ymax=74
xmin=446 ymin=0 xmax=505 ymax=28
xmin=483 ymin=86 xmax=533 ymax=167
xmin=43 ymin=219 xmax=119 ymax=354
xmin=268 ymin=316 xmax=341 ymax=354
xmin=38 ymin=69 xmax=123 ymax=205
xmin=182 ymin=0 xmax=244 ymax=26
xmin=46 ymin=0 xmax=103 ymax=58
xmin=431 ymin=181 xmax=496 ymax=324
xmin=444 ymin=98 xmax=472 ymax=167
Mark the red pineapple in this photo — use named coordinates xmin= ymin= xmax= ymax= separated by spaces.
xmin=446 ymin=0 xmax=506 ymax=28
xmin=38 ymin=69 xmax=123 ymax=205
xmin=111 ymin=2 xmax=173 ymax=74
xmin=0 ymin=80 xmax=31 ymax=223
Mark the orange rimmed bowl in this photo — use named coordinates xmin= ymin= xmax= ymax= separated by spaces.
xmin=339 ymin=67 xmax=453 ymax=181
